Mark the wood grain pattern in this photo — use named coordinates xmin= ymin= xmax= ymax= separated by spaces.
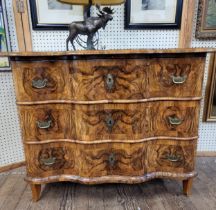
xmin=79 ymin=143 xmax=145 ymax=177
xmin=150 ymin=101 xmax=200 ymax=138
xmin=19 ymin=101 xmax=199 ymax=142
xmin=148 ymin=57 xmax=205 ymax=98
xmin=12 ymin=0 xmax=32 ymax=52
xmin=12 ymin=61 xmax=71 ymax=102
xmin=146 ymin=140 xmax=196 ymax=174
xmin=24 ymin=140 xmax=197 ymax=184
xmin=19 ymin=104 xmax=75 ymax=141
xmin=25 ymin=142 xmax=145 ymax=178
xmin=13 ymin=56 xmax=205 ymax=102
xmin=21 ymin=0 xmax=33 ymax=51
xmin=12 ymin=0 xmax=25 ymax=52
xmin=25 ymin=143 xmax=77 ymax=178
xmin=70 ymin=59 xmax=148 ymax=100
xmin=179 ymin=0 xmax=196 ymax=48
xmin=75 ymin=103 xmax=150 ymax=141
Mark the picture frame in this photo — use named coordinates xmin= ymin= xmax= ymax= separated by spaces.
xmin=203 ymin=53 xmax=216 ymax=122
xmin=196 ymin=0 xmax=216 ymax=39
xmin=125 ymin=0 xmax=183 ymax=29
xmin=29 ymin=0 xmax=85 ymax=30
xmin=0 ymin=0 xmax=10 ymax=71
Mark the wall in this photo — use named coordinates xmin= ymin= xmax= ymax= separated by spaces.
xmin=0 ymin=0 xmax=216 ymax=167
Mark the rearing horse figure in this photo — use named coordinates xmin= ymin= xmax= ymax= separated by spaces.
xmin=66 ymin=5 xmax=114 ymax=51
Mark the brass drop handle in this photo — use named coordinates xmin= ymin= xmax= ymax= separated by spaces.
xmin=40 ymin=157 xmax=56 ymax=166
xmin=105 ymin=74 xmax=114 ymax=91
xmin=168 ymin=116 xmax=183 ymax=125
xmin=105 ymin=115 xmax=115 ymax=131
xmin=171 ymin=75 xmax=187 ymax=84
xmin=108 ymin=153 xmax=116 ymax=167
xmin=37 ymin=120 xmax=52 ymax=129
xmin=166 ymin=155 xmax=182 ymax=162
xmin=32 ymin=78 xmax=48 ymax=89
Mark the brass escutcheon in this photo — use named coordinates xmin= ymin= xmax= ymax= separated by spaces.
xmin=105 ymin=74 xmax=114 ymax=91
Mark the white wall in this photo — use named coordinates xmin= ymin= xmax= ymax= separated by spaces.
xmin=0 ymin=0 xmax=216 ymax=167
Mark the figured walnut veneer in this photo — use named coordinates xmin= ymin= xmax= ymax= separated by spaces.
xmin=19 ymin=101 xmax=199 ymax=142
xmin=24 ymin=140 xmax=194 ymax=180
xmin=9 ymin=49 xmax=208 ymax=201
xmin=12 ymin=56 xmax=205 ymax=102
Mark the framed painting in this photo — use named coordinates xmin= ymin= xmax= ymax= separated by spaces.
xmin=0 ymin=0 xmax=10 ymax=70
xmin=203 ymin=53 xmax=216 ymax=122
xmin=125 ymin=0 xmax=183 ymax=29
xmin=29 ymin=0 xmax=84 ymax=30
xmin=196 ymin=0 xmax=216 ymax=39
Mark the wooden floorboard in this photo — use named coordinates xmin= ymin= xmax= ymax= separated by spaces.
xmin=0 ymin=158 xmax=216 ymax=210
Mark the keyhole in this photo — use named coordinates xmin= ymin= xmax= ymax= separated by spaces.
xmin=109 ymin=153 xmax=115 ymax=167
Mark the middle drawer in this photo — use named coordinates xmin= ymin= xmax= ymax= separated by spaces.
xmin=19 ymin=101 xmax=200 ymax=142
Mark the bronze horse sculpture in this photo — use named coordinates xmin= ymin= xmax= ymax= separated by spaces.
xmin=66 ymin=5 xmax=114 ymax=51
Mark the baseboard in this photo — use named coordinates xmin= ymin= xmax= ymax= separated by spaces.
xmin=197 ymin=152 xmax=216 ymax=157
xmin=0 ymin=161 xmax=26 ymax=173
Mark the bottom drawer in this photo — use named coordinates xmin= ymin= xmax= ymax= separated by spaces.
xmin=24 ymin=140 xmax=196 ymax=180
xmin=146 ymin=140 xmax=196 ymax=174
xmin=25 ymin=143 xmax=77 ymax=178
xmin=24 ymin=142 xmax=145 ymax=178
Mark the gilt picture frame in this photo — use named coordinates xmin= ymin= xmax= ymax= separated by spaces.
xmin=29 ymin=0 xmax=84 ymax=30
xmin=125 ymin=0 xmax=183 ymax=29
xmin=203 ymin=53 xmax=216 ymax=122
xmin=196 ymin=0 xmax=216 ymax=39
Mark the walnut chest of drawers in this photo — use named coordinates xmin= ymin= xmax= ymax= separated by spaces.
xmin=8 ymin=49 xmax=210 ymax=201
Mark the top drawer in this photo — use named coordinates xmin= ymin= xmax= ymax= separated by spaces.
xmin=12 ymin=56 xmax=205 ymax=102
xmin=147 ymin=57 xmax=205 ymax=98
xmin=12 ymin=60 xmax=71 ymax=102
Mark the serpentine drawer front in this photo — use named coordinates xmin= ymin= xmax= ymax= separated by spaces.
xmin=19 ymin=101 xmax=199 ymax=142
xmin=25 ymin=140 xmax=194 ymax=181
xmin=12 ymin=55 xmax=205 ymax=102
xmin=7 ymin=49 xmax=211 ymax=201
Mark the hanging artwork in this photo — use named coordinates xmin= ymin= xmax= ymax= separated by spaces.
xmin=125 ymin=0 xmax=183 ymax=29
xmin=29 ymin=0 xmax=84 ymax=30
xmin=0 ymin=0 xmax=10 ymax=70
xmin=196 ymin=0 xmax=216 ymax=39
xmin=203 ymin=53 xmax=216 ymax=122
